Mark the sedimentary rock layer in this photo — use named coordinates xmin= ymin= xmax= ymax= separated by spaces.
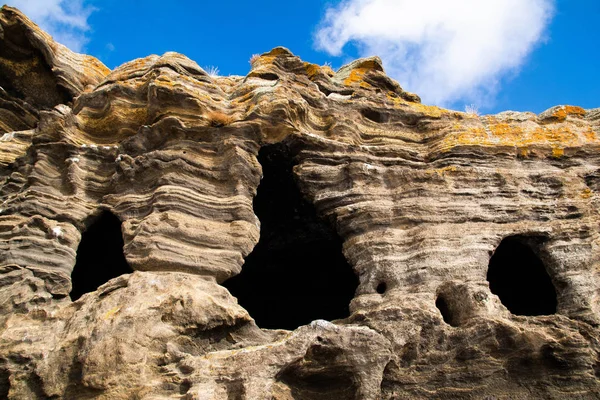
xmin=0 ymin=6 xmax=599 ymax=399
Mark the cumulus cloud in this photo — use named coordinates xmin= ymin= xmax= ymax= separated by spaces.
xmin=315 ymin=0 xmax=554 ymax=107
xmin=5 ymin=0 xmax=95 ymax=52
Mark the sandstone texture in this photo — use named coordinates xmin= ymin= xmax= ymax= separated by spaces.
xmin=1 ymin=6 xmax=600 ymax=399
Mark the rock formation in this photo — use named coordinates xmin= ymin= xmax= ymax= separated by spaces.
xmin=0 ymin=6 xmax=599 ymax=399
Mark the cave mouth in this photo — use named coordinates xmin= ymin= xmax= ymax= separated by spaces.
xmin=70 ymin=211 xmax=132 ymax=301
xmin=487 ymin=236 xmax=557 ymax=316
xmin=223 ymin=143 xmax=359 ymax=330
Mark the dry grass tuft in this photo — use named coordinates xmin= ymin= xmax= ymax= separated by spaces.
xmin=464 ymin=104 xmax=480 ymax=116
xmin=206 ymin=111 xmax=234 ymax=127
xmin=204 ymin=65 xmax=220 ymax=77
xmin=249 ymin=54 xmax=260 ymax=66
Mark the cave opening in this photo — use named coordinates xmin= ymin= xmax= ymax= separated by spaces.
xmin=70 ymin=211 xmax=132 ymax=301
xmin=487 ymin=236 xmax=557 ymax=316
xmin=223 ymin=143 xmax=359 ymax=330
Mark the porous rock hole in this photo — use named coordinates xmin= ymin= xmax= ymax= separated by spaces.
xmin=487 ymin=236 xmax=557 ymax=316
xmin=70 ymin=211 xmax=132 ymax=300
xmin=435 ymin=294 xmax=458 ymax=326
xmin=223 ymin=143 xmax=359 ymax=330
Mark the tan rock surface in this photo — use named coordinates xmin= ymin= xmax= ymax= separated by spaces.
xmin=0 ymin=6 xmax=599 ymax=399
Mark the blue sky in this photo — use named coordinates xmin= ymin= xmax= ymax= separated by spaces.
xmin=6 ymin=0 xmax=599 ymax=115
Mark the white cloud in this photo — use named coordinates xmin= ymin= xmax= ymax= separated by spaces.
xmin=315 ymin=0 xmax=554 ymax=107
xmin=5 ymin=0 xmax=95 ymax=52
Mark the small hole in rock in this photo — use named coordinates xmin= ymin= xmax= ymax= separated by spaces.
xmin=256 ymin=72 xmax=279 ymax=81
xmin=223 ymin=143 xmax=359 ymax=330
xmin=487 ymin=236 xmax=557 ymax=316
xmin=376 ymin=282 xmax=387 ymax=294
xmin=277 ymin=359 xmax=358 ymax=400
xmin=361 ymin=108 xmax=387 ymax=123
xmin=70 ymin=211 xmax=132 ymax=300
xmin=435 ymin=294 xmax=457 ymax=326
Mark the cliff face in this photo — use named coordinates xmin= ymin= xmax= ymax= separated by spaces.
xmin=1 ymin=6 xmax=599 ymax=399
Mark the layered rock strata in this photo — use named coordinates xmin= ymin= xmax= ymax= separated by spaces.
xmin=0 ymin=6 xmax=599 ymax=399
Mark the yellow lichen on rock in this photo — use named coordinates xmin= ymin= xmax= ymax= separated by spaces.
xmin=343 ymin=68 xmax=369 ymax=86
xmin=551 ymin=147 xmax=565 ymax=158
xmin=385 ymin=92 xmax=448 ymax=118
xmin=439 ymin=114 xmax=600 ymax=155
xmin=303 ymin=62 xmax=321 ymax=79
xmin=103 ymin=306 xmax=121 ymax=320
xmin=581 ymin=187 xmax=593 ymax=199
xmin=549 ymin=105 xmax=586 ymax=122
xmin=425 ymin=165 xmax=458 ymax=177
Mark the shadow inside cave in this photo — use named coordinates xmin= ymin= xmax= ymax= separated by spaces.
xmin=487 ymin=236 xmax=557 ymax=316
xmin=70 ymin=211 xmax=132 ymax=301
xmin=223 ymin=143 xmax=359 ymax=330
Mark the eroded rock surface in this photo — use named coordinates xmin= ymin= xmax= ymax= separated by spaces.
xmin=0 ymin=6 xmax=599 ymax=399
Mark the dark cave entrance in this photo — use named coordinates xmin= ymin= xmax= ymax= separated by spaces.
xmin=70 ymin=211 xmax=132 ymax=301
xmin=223 ymin=143 xmax=359 ymax=330
xmin=487 ymin=236 xmax=557 ymax=316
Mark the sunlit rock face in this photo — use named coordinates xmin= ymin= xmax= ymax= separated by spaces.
xmin=1 ymin=6 xmax=600 ymax=400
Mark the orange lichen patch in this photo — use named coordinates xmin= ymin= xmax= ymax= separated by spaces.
xmin=551 ymin=147 xmax=565 ymax=158
xmin=489 ymin=121 xmax=578 ymax=146
xmin=410 ymin=103 xmax=447 ymax=118
xmin=354 ymin=59 xmax=383 ymax=71
xmin=340 ymin=58 xmax=384 ymax=86
xmin=448 ymin=126 xmax=488 ymax=145
xmin=129 ymin=57 xmax=154 ymax=70
xmin=103 ymin=306 xmax=121 ymax=320
xmin=440 ymin=115 xmax=600 ymax=155
xmin=425 ymin=165 xmax=458 ymax=177
xmin=82 ymin=55 xmax=110 ymax=79
xmin=153 ymin=75 xmax=180 ymax=88
xmin=581 ymin=187 xmax=592 ymax=199
xmin=247 ymin=48 xmax=292 ymax=68
xmin=205 ymin=110 xmax=234 ymax=127
xmin=303 ymin=62 xmax=321 ymax=79
xmin=321 ymin=65 xmax=335 ymax=77
xmin=251 ymin=55 xmax=276 ymax=67
xmin=384 ymin=92 xmax=449 ymax=118
xmin=519 ymin=148 xmax=530 ymax=158
xmin=550 ymin=105 xmax=586 ymax=122
xmin=584 ymin=127 xmax=597 ymax=141
xmin=343 ymin=68 xmax=369 ymax=86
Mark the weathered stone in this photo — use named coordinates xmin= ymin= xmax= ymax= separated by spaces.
xmin=0 ymin=6 xmax=599 ymax=399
